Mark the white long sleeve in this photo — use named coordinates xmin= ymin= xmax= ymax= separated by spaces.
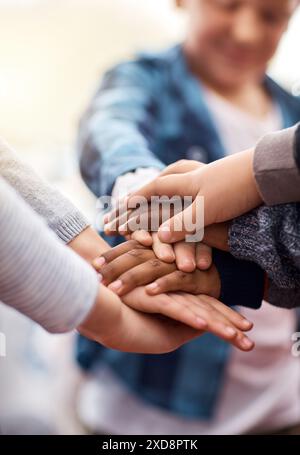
xmin=0 ymin=177 xmax=98 ymax=333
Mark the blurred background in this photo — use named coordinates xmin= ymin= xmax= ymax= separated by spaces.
xmin=0 ymin=0 xmax=300 ymax=434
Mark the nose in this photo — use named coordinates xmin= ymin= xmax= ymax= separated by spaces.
xmin=231 ymin=8 xmax=264 ymax=47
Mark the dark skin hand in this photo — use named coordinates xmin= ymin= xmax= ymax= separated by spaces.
xmin=203 ymin=222 xmax=230 ymax=252
xmin=92 ymin=239 xmax=258 ymax=351
xmin=92 ymin=240 xmax=256 ymax=351
xmin=93 ymin=239 xmax=222 ymax=298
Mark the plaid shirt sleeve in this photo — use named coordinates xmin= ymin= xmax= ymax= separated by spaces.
xmin=77 ymin=61 xmax=165 ymax=197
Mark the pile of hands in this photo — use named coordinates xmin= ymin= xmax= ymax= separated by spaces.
xmin=80 ymin=154 xmax=261 ymax=355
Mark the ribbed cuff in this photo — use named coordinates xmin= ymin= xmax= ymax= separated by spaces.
xmin=53 ymin=212 xmax=90 ymax=244
xmin=213 ymin=249 xmax=264 ymax=309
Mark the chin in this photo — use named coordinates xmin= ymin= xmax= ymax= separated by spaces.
xmin=211 ymin=73 xmax=248 ymax=89
xmin=210 ymin=66 xmax=260 ymax=89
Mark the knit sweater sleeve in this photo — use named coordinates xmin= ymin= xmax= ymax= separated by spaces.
xmin=229 ymin=203 xmax=300 ymax=308
xmin=0 ymin=137 xmax=89 ymax=244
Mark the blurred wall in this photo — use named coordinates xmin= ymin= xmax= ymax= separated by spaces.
xmin=0 ymin=0 xmax=299 ymax=155
xmin=0 ymin=0 xmax=184 ymax=151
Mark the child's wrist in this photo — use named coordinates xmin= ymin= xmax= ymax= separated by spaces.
xmin=68 ymin=227 xmax=110 ymax=264
xmin=79 ymin=285 xmax=123 ymax=346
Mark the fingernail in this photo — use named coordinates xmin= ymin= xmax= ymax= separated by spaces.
xmin=93 ymin=257 xmax=106 ymax=268
xmin=241 ymin=319 xmax=253 ymax=330
xmin=196 ymin=317 xmax=207 ymax=329
xmin=104 ymin=223 xmax=111 ymax=233
xmin=162 ymin=250 xmax=175 ymax=261
xmin=159 ymin=225 xmax=172 ymax=242
xmin=179 ymin=259 xmax=196 ymax=272
xmin=118 ymin=224 xmax=127 ymax=233
xmin=241 ymin=337 xmax=254 ymax=350
xmin=109 ymin=280 xmax=123 ymax=291
xmin=184 ymin=258 xmax=195 ymax=266
xmin=198 ymin=258 xmax=209 ymax=269
xmin=146 ymin=282 xmax=159 ymax=292
xmin=225 ymin=327 xmax=237 ymax=337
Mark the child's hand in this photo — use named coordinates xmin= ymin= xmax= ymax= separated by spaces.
xmin=203 ymin=222 xmax=230 ymax=252
xmin=122 ymin=288 xmax=254 ymax=352
xmin=150 ymin=150 xmax=261 ymax=243
xmin=79 ymin=285 xmax=254 ymax=354
xmin=130 ymin=231 xmax=213 ymax=272
xmin=93 ymin=240 xmax=219 ymax=298
xmin=68 ymin=226 xmax=111 ymax=263
xmin=103 ymin=159 xmax=203 ymax=243
xmin=105 ymin=150 xmax=262 ymax=244
xmin=79 ymin=284 xmax=202 ymax=354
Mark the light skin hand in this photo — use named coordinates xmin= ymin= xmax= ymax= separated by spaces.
xmin=130 ymin=231 xmax=212 ymax=272
xmin=103 ymin=159 xmax=210 ymax=271
xmin=105 ymin=150 xmax=262 ymax=244
xmin=103 ymin=159 xmax=203 ymax=239
xmin=79 ymin=285 xmax=254 ymax=353
xmin=122 ymin=289 xmax=255 ymax=352
xmin=155 ymin=151 xmax=262 ymax=243
xmin=68 ymin=226 xmax=110 ymax=263
xmin=78 ymin=284 xmax=202 ymax=354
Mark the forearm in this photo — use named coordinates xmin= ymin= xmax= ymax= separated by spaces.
xmin=68 ymin=226 xmax=110 ymax=263
xmin=78 ymin=284 xmax=123 ymax=347
xmin=0 ymin=137 xmax=89 ymax=243
xmin=0 ymin=178 xmax=98 ymax=333
xmin=78 ymin=64 xmax=164 ymax=197
xmin=79 ymin=122 xmax=164 ymax=197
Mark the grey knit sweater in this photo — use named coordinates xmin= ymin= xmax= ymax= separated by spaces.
xmin=229 ymin=125 xmax=300 ymax=308
xmin=0 ymin=138 xmax=98 ymax=333
xmin=229 ymin=203 xmax=300 ymax=308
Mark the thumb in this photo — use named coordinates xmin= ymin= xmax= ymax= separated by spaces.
xmin=160 ymin=160 xmax=204 ymax=177
xmin=158 ymin=197 xmax=204 ymax=243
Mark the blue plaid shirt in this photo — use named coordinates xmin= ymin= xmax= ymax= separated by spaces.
xmin=77 ymin=45 xmax=300 ymax=419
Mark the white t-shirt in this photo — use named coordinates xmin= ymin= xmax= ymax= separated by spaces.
xmin=77 ymin=88 xmax=300 ymax=435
